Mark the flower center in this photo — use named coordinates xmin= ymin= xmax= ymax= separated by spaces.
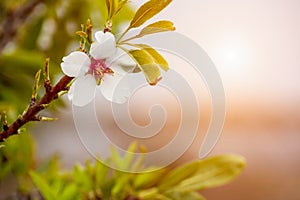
xmin=89 ymin=57 xmax=113 ymax=85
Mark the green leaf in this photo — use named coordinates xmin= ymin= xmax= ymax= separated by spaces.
xmin=165 ymin=191 xmax=206 ymax=200
xmin=137 ymin=188 xmax=173 ymax=200
xmin=174 ymin=155 xmax=246 ymax=191
xmin=129 ymin=0 xmax=172 ymax=28
xmin=125 ymin=20 xmax=175 ymax=41
xmin=111 ymin=174 xmax=133 ymax=199
xmin=110 ymin=0 xmax=118 ymax=18
xmin=133 ymin=44 xmax=169 ymax=71
xmin=134 ymin=168 xmax=166 ymax=189
xmin=115 ymin=0 xmax=129 ymax=15
xmin=76 ymin=31 xmax=88 ymax=39
xmin=138 ymin=20 xmax=175 ymax=37
xmin=110 ymin=145 xmax=125 ymax=169
xmin=105 ymin=0 xmax=111 ymax=16
xmin=158 ymin=160 xmax=203 ymax=190
xmin=59 ymin=184 xmax=79 ymax=200
xmin=51 ymin=180 xmax=64 ymax=197
xmin=122 ymin=142 xmax=138 ymax=170
xmin=73 ymin=164 xmax=93 ymax=192
xmin=95 ymin=160 xmax=109 ymax=188
xmin=2 ymin=132 xmax=34 ymax=176
xmin=101 ymin=178 xmax=116 ymax=199
xmin=128 ymin=49 xmax=161 ymax=85
xmin=29 ymin=171 xmax=56 ymax=200
xmin=106 ymin=0 xmax=121 ymax=19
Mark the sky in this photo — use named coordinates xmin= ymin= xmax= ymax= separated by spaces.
xmin=146 ymin=0 xmax=300 ymax=106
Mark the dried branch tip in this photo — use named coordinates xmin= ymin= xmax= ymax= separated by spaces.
xmin=104 ymin=20 xmax=112 ymax=33
xmin=86 ymin=19 xmax=93 ymax=43
xmin=1 ymin=112 xmax=8 ymax=131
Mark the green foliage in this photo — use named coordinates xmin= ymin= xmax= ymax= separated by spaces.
xmin=129 ymin=0 xmax=172 ymax=29
xmin=27 ymin=145 xmax=245 ymax=200
xmin=0 ymin=0 xmax=134 ymax=195
xmin=128 ymin=49 xmax=163 ymax=85
xmin=0 ymin=0 xmax=133 ymax=180
xmin=165 ymin=191 xmax=206 ymax=200
xmin=0 ymin=131 xmax=34 ymax=179
xmin=30 ymin=171 xmax=57 ymax=200
xmin=116 ymin=0 xmax=175 ymax=85
xmin=134 ymin=44 xmax=169 ymax=72
xmin=159 ymin=155 xmax=246 ymax=192
xmin=106 ymin=0 xmax=129 ymax=21
xmin=0 ymin=0 xmax=134 ymax=116
xmin=125 ymin=20 xmax=176 ymax=42
xmin=123 ymin=43 xmax=168 ymax=85
xmin=169 ymin=155 xmax=246 ymax=192
xmin=0 ymin=50 xmax=45 ymax=114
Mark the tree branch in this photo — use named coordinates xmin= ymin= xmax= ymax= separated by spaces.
xmin=0 ymin=0 xmax=43 ymax=54
xmin=0 ymin=75 xmax=73 ymax=142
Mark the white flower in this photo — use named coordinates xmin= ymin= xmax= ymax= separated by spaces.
xmin=61 ymin=31 xmax=135 ymax=106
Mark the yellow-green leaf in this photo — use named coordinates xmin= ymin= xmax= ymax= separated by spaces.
xmin=138 ymin=189 xmax=172 ymax=200
xmin=29 ymin=171 xmax=56 ymax=200
xmin=76 ymin=31 xmax=88 ymax=39
xmin=59 ymin=184 xmax=78 ymax=200
xmin=128 ymin=49 xmax=161 ymax=85
xmin=174 ymin=155 xmax=246 ymax=191
xmin=134 ymin=168 xmax=167 ymax=189
xmin=138 ymin=20 xmax=175 ymax=38
xmin=129 ymin=0 xmax=172 ymax=28
xmin=115 ymin=0 xmax=129 ymax=15
xmin=158 ymin=160 xmax=202 ymax=191
xmin=111 ymin=0 xmax=118 ymax=18
xmin=123 ymin=142 xmax=138 ymax=169
xmin=106 ymin=0 xmax=119 ymax=19
xmin=105 ymin=0 xmax=111 ymax=16
xmin=165 ymin=191 xmax=206 ymax=200
xmin=95 ymin=160 xmax=109 ymax=188
xmin=134 ymin=44 xmax=169 ymax=71
xmin=122 ymin=20 xmax=175 ymax=42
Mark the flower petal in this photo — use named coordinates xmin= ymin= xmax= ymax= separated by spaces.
xmin=90 ymin=31 xmax=116 ymax=59
xmin=71 ymin=74 xmax=97 ymax=107
xmin=108 ymin=48 xmax=136 ymax=75
xmin=61 ymin=51 xmax=90 ymax=77
xmin=68 ymin=82 xmax=75 ymax=101
xmin=100 ymin=73 xmax=130 ymax=104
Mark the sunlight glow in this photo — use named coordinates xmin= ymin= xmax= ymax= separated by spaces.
xmin=212 ymin=35 xmax=253 ymax=77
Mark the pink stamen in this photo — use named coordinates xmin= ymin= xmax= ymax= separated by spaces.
xmin=89 ymin=57 xmax=113 ymax=80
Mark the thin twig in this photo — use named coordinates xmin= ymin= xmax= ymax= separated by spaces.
xmin=0 ymin=75 xmax=73 ymax=142
xmin=0 ymin=18 xmax=94 ymax=142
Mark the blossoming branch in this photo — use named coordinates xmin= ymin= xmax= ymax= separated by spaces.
xmin=0 ymin=0 xmax=175 ymax=142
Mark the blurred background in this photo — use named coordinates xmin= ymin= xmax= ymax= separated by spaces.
xmin=1 ymin=0 xmax=300 ymax=199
